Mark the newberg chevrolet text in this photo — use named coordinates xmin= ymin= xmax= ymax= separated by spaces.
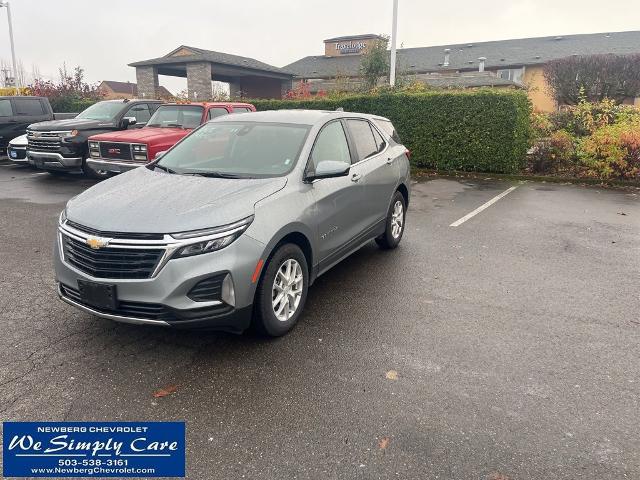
xmin=55 ymin=110 xmax=410 ymax=336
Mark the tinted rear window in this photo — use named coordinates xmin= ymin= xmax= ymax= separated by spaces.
xmin=15 ymin=98 xmax=45 ymax=115
xmin=346 ymin=119 xmax=378 ymax=161
xmin=374 ymin=119 xmax=401 ymax=143
xmin=0 ymin=99 xmax=12 ymax=116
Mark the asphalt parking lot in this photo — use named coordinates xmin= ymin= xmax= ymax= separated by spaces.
xmin=0 ymin=164 xmax=638 ymax=479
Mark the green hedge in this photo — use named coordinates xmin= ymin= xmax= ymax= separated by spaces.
xmin=49 ymin=98 xmax=97 ymax=113
xmin=251 ymin=90 xmax=532 ymax=174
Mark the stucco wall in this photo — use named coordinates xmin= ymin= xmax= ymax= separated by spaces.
xmin=523 ymin=65 xmax=557 ymax=112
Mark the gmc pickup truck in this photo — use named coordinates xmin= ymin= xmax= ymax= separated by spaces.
xmin=85 ymin=102 xmax=255 ymax=174
xmin=27 ymin=98 xmax=162 ymax=178
xmin=0 ymin=96 xmax=75 ymax=158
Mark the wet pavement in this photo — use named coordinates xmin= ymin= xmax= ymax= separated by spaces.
xmin=1 ymin=164 xmax=639 ymax=479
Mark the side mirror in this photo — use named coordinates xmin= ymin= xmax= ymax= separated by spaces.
xmin=122 ymin=116 xmax=137 ymax=128
xmin=307 ymin=160 xmax=350 ymax=181
xmin=155 ymin=151 xmax=167 ymax=160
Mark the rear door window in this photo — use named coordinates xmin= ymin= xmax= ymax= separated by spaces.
xmin=208 ymin=107 xmax=229 ymax=119
xmin=232 ymin=107 xmax=252 ymax=113
xmin=0 ymin=99 xmax=13 ymax=116
xmin=346 ymin=119 xmax=378 ymax=162
xmin=371 ymin=125 xmax=386 ymax=153
xmin=374 ymin=119 xmax=401 ymax=143
xmin=14 ymin=98 xmax=45 ymax=115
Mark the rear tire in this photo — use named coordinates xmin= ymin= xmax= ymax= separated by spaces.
xmin=252 ymin=243 xmax=309 ymax=337
xmin=376 ymin=191 xmax=406 ymax=250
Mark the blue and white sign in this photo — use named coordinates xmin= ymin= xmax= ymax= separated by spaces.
xmin=3 ymin=422 xmax=185 ymax=478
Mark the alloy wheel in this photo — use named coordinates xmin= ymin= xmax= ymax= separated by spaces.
xmin=272 ymin=258 xmax=304 ymax=322
xmin=391 ymin=200 xmax=404 ymax=238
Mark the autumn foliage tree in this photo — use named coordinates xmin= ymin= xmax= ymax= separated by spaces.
xmin=28 ymin=64 xmax=103 ymax=112
xmin=544 ymin=54 xmax=640 ymax=105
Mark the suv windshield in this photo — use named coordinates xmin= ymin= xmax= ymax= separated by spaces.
xmin=155 ymin=121 xmax=310 ymax=178
xmin=147 ymin=105 xmax=204 ymax=129
xmin=76 ymin=101 xmax=125 ymax=121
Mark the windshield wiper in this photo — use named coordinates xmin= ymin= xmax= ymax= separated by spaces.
xmin=187 ymin=171 xmax=246 ymax=179
xmin=165 ymin=123 xmax=184 ymax=128
xmin=153 ymin=164 xmax=177 ymax=174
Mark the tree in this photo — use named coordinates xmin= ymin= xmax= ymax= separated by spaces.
xmin=359 ymin=36 xmax=389 ymax=90
xmin=544 ymin=54 xmax=640 ymax=105
xmin=28 ymin=63 xmax=103 ymax=111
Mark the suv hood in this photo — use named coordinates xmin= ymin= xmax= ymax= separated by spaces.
xmin=29 ymin=118 xmax=114 ymax=131
xmin=66 ymin=166 xmax=286 ymax=234
xmin=90 ymin=127 xmax=188 ymax=143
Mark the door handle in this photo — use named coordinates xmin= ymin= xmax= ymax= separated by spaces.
xmin=386 ymin=157 xmax=394 ymax=165
xmin=351 ymin=173 xmax=362 ymax=182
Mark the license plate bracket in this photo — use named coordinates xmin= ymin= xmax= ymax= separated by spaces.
xmin=77 ymin=280 xmax=117 ymax=310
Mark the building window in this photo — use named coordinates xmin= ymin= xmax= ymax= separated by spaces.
xmin=497 ymin=68 xmax=524 ymax=84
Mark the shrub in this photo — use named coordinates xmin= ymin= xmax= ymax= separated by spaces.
xmin=544 ymin=54 xmax=640 ymax=105
xmin=528 ymin=130 xmax=576 ymax=174
xmin=531 ymin=110 xmax=553 ymax=140
xmin=27 ymin=64 xmax=102 ymax=113
xmin=251 ymin=89 xmax=532 ymax=174
xmin=577 ymin=120 xmax=640 ymax=179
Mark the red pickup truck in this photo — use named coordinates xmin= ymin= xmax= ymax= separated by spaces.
xmin=85 ymin=102 xmax=256 ymax=174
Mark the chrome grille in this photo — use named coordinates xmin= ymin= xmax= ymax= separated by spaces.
xmin=62 ymin=235 xmax=164 ymax=279
xmin=28 ymin=132 xmax=62 ymax=152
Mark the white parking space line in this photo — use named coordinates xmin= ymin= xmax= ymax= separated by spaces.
xmin=450 ymin=185 xmax=519 ymax=227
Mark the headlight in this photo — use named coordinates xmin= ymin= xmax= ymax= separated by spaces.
xmin=59 ymin=208 xmax=67 ymax=225
xmin=61 ymin=130 xmax=79 ymax=142
xmin=133 ymin=144 xmax=147 ymax=152
xmin=89 ymin=141 xmax=99 ymax=149
xmin=174 ymin=235 xmax=239 ymax=258
xmin=171 ymin=216 xmax=253 ymax=258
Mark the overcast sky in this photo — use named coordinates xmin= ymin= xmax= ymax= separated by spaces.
xmin=1 ymin=0 xmax=638 ymax=93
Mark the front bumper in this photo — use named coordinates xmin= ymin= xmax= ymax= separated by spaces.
xmin=86 ymin=157 xmax=145 ymax=174
xmin=8 ymin=146 xmax=28 ymax=163
xmin=54 ymin=226 xmax=265 ymax=332
xmin=28 ymin=151 xmax=83 ymax=171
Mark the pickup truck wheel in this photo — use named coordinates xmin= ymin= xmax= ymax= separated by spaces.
xmin=253 ymin=243 xmax=309 ymax=337
xmin=375 ymin=191 xmax=406 ymax=250
xmin=82 ymin=158 xmax=111 ymax=180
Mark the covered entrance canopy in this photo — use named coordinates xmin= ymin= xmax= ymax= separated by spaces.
xmin=129 ymin=46 xmax=293 ymax=100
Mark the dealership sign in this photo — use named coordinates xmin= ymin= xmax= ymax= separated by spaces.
xmin=3 ymin=422 xmax=186 ymax=477
xmin=335 ymin=41 xmax=366 ymax=54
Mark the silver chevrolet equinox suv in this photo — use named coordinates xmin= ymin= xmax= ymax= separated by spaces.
xmin=55 ymin=110 xmax=411 ymax=336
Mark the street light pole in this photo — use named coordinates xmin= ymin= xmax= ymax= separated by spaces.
xmin=0 ymin=0 xmax=20 ymax=92
xmin=389 ymin=0 xmax=398 ymax=86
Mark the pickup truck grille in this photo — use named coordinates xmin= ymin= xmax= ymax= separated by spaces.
xmin=28 ymin=132 xmax=62 ymax=152
xmin=99 ymin=142 xmax=132 ymax=161
xmin=62 ymin=234 xmax=164 ymax=279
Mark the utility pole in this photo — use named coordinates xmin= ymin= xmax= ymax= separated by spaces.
xmin=0 ymin=0 xmax=20 ymax=93
xmin=389 ymin=0 xmax=398 ymax=86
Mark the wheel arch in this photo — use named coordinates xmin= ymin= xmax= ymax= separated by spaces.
xmin=396 ymin=182 xmax=409 ymax=207
xmin=257 ymin=223 xmax=316 ymax=286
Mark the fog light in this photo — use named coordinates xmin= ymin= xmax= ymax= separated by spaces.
xmin=221 ymin=273 xmax=235 ymax=307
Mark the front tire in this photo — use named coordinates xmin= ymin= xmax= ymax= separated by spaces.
xmin=253 ymin=243 xmax=309 ymax=337
xmin=376 ymin=191 xmax=406 ymax=249
xmin=82 ymin=157 xmax=112 ymax=180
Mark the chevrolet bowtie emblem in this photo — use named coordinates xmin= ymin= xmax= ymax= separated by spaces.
xmin=86 ymin=236 xmax=111 ymax=250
